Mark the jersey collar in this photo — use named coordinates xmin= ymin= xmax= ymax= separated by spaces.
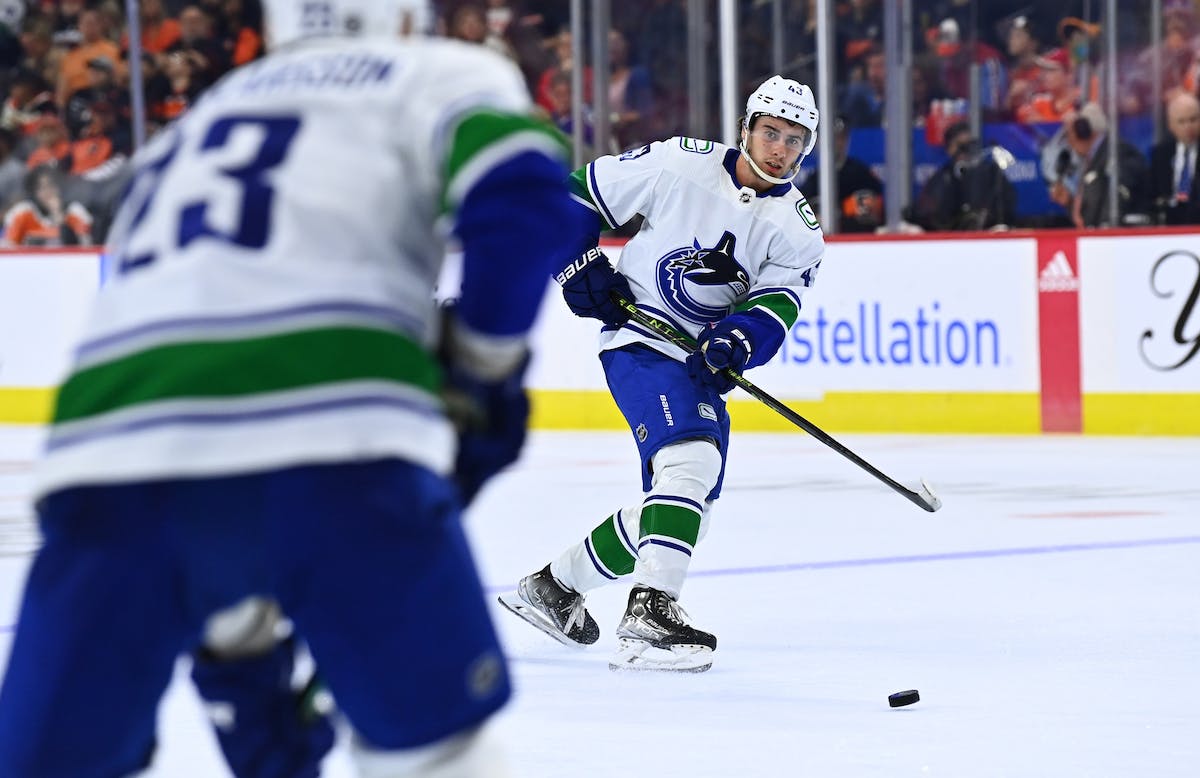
xmin=723 ymin=147 xmax=793 ymax=198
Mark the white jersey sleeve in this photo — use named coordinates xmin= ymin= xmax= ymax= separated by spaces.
xmin=579 ymin=140 xmax=675 ymax=229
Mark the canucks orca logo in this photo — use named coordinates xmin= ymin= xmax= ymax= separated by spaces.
xmin=654 ymin=231 xmax=750 ymax=323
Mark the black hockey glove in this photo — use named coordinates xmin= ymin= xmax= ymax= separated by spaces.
xmin=686 ymin=320 xmax=754 ymax=395
xmin=557 ymin=246 xmax=633 ymax=326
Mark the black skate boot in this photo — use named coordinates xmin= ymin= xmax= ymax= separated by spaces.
xmin=497 ymin=565 xmax=600 ymax=647
xmin=609 ymin=586 xmax=716 ymax=672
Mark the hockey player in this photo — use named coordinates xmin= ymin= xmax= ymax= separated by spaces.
xmin=500 ymin=75 xmax=824 ymax=672
xmin=0 ymin=1 xmax=588 ymax=776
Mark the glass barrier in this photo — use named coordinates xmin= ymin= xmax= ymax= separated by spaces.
xmin=531 ymin=0 xmax=1186 ymax=234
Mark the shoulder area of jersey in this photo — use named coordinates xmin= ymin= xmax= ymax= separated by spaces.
xmin=261 ymin=0 xmax=433 ymax=50
xmin=670 ymin=136 xmax=730 ymax=156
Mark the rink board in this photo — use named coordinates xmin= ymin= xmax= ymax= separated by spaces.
xmin=1 ymin=230 xmax=1197 ymax=434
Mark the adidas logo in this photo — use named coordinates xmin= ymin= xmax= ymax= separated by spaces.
xmin=1038 ymin=251 xmax=1080 ymax=292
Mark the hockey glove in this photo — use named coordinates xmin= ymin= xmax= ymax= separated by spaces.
xmin=687 ymin=320 xmax=755 ymax=394
xmin=443 ymin=353 xmax=531 ymax=506
xmin=191 ymin=638 xmax=336 ymax=778
xmin=557 ymin=246 xmax=633 ymax=325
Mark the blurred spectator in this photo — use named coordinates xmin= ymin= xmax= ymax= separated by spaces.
xmin=1049 ymin=103 xmax=1150 ymax=228
xmin=55 ymin=9 xmax=122 ymax=108
xmin=1122 ymin=5 xmax=1197 ymax=116
xmin=17 ymin=15 xmax=56 ymax=88
xmin=166 ymin=4 xmax=231 ymax=88
xmin=135 ymin=0 xmax=182 ymax=54
xmin=929 ymin=18 xmax=1007 ymax=118
xmin=1 ymin=68 xmax=55 ymax=136
xmin=447 ymin=3 xmax=516 ymax=60
xmin=543 ymin=67 xmax=607 ymax=157
xmin=534 ymin=28 xmax=590 ymax=116
xmin=1149 ymin=92 xmax=1200 ymax=224
xmin=147 ymin=47 xmax=204 ymax=123
xmin=1014 ymin=48 xmax=1079 ymax=124
xmin=49 ymin=0 xmax=86 ymax=36
xmin=608 ymin=28 xmax=654 ymax=149
xmin=25 ymin=112 xmax=117 ymax=177
xmin=65 ymin=56 xmax=119 ymax=137
xmin=216 ymin=0 xmax=264 ymax=68
xmin=25 ymin=114 xmax=71 ymax=170
xmin=839 ymin=0 xmax=882 ymax=72
xmin=1057 ymin=17 xmax=1101 ymax=103
xmin=2 ymin=165 xmax=93 ymax=246
xmin=1003 ymin=14 xmax=1045 ymax=119
xmin=0 ymin=128 xmax=23 ymax=207
xmin=839 ymin=45 xmax=885 ymax=127
xmin=800 ymin=115 xmax=884 ymax=233
xmin=908 ymin=121 xmax=1018 ymax=231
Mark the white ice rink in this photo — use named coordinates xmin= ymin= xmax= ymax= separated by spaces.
xmin=1 ymin=425 xmax=1198 ymax=777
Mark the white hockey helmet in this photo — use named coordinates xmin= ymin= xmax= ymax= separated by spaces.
xmin=740 ymin=75 xmax=820 ymax=184
xmin=263 ymin=0 xmax=432 ymax=49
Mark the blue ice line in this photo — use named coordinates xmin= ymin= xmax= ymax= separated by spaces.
xmin=2 ymin=536 xmax=1197 ymax=634
xmin=482 ymin=535 xmax=1200 ymax=594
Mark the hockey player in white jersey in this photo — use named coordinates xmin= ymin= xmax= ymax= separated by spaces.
xmin=500 ymin=76 xmax=824 ymax=672
xmin=0 ymin=1 xmax=589 ymax=776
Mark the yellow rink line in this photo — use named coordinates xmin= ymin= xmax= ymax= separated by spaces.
xmin=4 ymin=387 xmax=1197 ymax=436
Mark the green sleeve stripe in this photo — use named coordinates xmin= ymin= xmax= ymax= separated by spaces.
xmin=568 ymin=166 xmax=592 ymax=202
xmin=442 ymin=110 xmax=569 ymax=211
xmin=54 ymin=327 xmax=439 ymax=423
xmin=579 ymin=163 xmax=617 ymax=231
xmin=639 ymin=503 xmax=701 ymax=546
xmin=735 ymin=291 xmax=800 ymax=330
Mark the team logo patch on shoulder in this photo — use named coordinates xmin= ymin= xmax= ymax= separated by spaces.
xmin=620 ymin=144 xmax=652 ymax=161
xmin=796 ymin=198 xmax=820 ymax=230
xmin=636 ymin=423 xmax=648 ymax=442
xmin=697 ymin=403 xmax=717 ymax=421
xmin=655 ymin=231 xmax=750 ymax=324
xmin=679 ymin=137 xmax=714 ymax=154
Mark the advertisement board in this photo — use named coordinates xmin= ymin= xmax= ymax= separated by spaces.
xmin=2 ymin=233 xmax=1197 ymax=434
xmin=1079 ymin=234 xmax=1200 ymax=433
xmin=0 ymin=252 xmax=100 ymax=422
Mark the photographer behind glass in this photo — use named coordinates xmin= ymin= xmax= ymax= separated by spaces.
xmin=908 ymin=121 xmax=1017 ymax=232
xmin=1047 ymin=103 xmax=1150 ymax=228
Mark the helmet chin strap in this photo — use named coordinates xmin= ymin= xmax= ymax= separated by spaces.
xmin=739 ymin=130 xmax=800 ymax=186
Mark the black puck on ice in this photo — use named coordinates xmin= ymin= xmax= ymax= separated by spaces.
xmin=888 ymin=689 xmax=920 ymax=707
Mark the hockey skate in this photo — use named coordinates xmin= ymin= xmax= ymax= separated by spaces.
xmin=609 ymin=586 xmax=717 ymax=673
xmin=497 ymin=565 xmax=600 ymax=647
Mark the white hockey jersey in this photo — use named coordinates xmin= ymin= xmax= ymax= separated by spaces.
xmin=573 ymin=138 xmax=825 ymax=361
xmin=35 ymin=37 xmax=569 ymax=498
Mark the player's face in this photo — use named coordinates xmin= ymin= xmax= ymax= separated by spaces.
xmin=745 ymin=117 xmax=808 ymax=179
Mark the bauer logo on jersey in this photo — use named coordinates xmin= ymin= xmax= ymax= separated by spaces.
xmin=654 ymin=231 xmax=750 ymax=324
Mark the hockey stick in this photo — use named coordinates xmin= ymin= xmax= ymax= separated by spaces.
xmin=611 ymin=293 xmax=943 ymax=513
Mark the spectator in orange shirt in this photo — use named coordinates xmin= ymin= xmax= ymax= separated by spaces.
xmin=25 ymin=114 xmax=71 ymax=170
xmin=2 ymin=165 xmax=93 ymax=247
xmin=55 ymin=9 xmax=121 ymax=107
xmin=1014 ymin=48 xmax=1080 ymax=124
xmin=136 ymin=0 xmax=182 ymax=55
xmin=25 ymin=113 xmax=114 ymax=177
xmin=217 ymin=0 xmax=264 ymax=67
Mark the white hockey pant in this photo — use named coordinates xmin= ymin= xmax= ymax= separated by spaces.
xmin=551 ymin=439 xmax=720 ymax=599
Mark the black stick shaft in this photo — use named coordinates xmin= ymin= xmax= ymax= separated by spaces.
xmin=612 ymin=293 xmax=942 ymax=513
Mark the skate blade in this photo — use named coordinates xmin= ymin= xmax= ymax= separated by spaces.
xmin=608 ymin=637 xmax=713 ymax=673
xmin=497 ymin=592 xmax=588 ymax=649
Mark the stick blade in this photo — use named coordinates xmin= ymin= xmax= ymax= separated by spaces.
xmin=916 ymin=478 xmax=942 ymax=512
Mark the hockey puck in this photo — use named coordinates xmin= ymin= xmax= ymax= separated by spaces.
xmin=888 ymin=689 xmax=920 ymax=707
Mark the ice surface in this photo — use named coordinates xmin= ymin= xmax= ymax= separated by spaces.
xmin=1 ymin=426 xmax=1197 ymax=777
